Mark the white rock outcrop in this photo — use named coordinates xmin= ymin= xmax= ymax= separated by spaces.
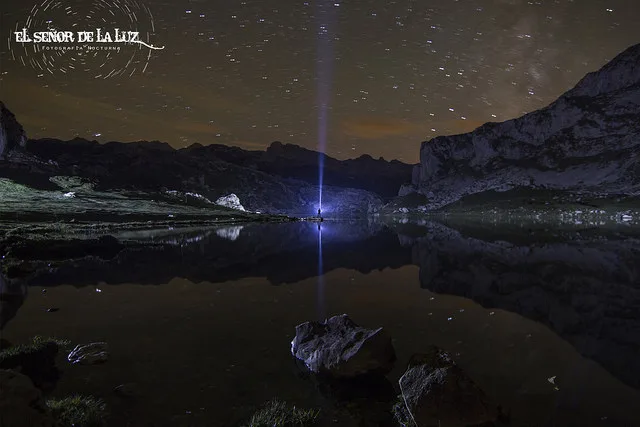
xmin=215 ymin=193 xmax=246 ymax=211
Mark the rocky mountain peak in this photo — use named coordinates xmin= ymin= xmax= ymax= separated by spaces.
xmin=0 ymin=102 xmax=27 ymax=160
xmin=267 ymin=140 xmax=286 ymax=152
xmin=568 ymin=43 xmax=640 ymax=98
xmin=412 ymin=42 xmax=640 ymax=210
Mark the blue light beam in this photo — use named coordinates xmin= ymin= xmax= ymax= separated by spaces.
xmin=316 ymin=0 xmax=336 ymax=211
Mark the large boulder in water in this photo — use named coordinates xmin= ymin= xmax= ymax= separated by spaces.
xmin=0 ymin=369 xmax=53 ymax=427
xmin=394 ymin=347 xmax=499 ymax=427
xmin=290 ymin=314 xmax=396 ymax=378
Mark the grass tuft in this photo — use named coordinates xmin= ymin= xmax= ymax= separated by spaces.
xmin=0 ymin=336 xmax=70 ymax=362
xmin=47 ymin=395 xmax=107 ymax=427
xmin=245 ymin=399 xmax=319 ymax=427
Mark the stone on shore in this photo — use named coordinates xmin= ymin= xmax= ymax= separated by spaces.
xmin=291 ymin=314 xmax=396 ymax=378
xmin=394 ymin=347 xmax=499 ymax=427
xmin=0 ymin=369 xmax=53 ymax=427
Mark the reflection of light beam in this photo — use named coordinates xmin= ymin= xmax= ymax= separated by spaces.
xmin=317 ymin=222 xmax=325 ymax=320
xmin=316 ymin=0 xmax=336 ymax=211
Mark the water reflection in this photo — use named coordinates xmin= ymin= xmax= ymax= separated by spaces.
xmin=2 ymin=218 xmax=640 ymax=426
xmin=398 ymin=220 xmax=640 ymax=391
xmin=24 ymin=221 xmax=411 ymax=287
xmin=317 ymin=223 xmax=326 ymax=321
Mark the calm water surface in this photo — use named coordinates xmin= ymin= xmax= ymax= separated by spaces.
xmin=2 ymin=220 xmax=639 ymax=427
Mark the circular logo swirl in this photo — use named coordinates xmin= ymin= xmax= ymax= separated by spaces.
xmin=8 ymin=0 xmax=164 ymax=78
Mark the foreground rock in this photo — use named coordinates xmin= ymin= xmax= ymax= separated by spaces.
xmin=0 ymin=369 xmax=53 ymax=427
xmin=394 ymin=348 xmax=498 ymax=427
xmin=67 ymin=342 xmax=109 ymax=365
xmin=291 ymin=314 xmax=396 ymax=378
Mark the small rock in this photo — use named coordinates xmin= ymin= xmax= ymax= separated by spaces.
xmin=0 ymin=369 xmax=53 ymax=427
xmin=394 ymin=347 xmax=499 ymax=427
xmin=290 ymin=314 xmax=396 ymax=378
xmin=67 ymin=342 xmax=109 ymax=365
xmin=114 ymin=383 xmax=139 ymax=398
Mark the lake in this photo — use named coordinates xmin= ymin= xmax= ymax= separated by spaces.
xmin=2 ymin=219 xmax=639 ymax=427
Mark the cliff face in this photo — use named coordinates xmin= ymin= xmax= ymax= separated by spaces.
xmin=413 ymin=43 xmax=640 ymax=209
xmin=0 ymin=103 xmax=27 ymax=160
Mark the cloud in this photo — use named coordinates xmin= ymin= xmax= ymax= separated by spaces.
xmin=342 ymin=117 xmax=420 ymax=139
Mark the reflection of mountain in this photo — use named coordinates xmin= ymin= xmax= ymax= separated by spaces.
xmin=24 ymin=221 xmax=412 ymax=287
xmin=6 ymin=220 xmax=640 ymax=391
xmin=215 ymin=225 xmax=244 ymax=241
xmin=398 ymin=221 xmax=640 ymax=390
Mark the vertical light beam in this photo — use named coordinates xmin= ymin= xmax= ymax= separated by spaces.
xmin=316 ymin=0 xmax=335 ymax=211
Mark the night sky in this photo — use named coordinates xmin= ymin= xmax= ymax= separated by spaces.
xmin=1 ymin=0 xmax=639 ymax=162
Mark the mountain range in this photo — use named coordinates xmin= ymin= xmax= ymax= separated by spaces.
xmin=406 ymin=42 xmax=640 ymax=210
xmin=2 ymin=43 xmax=640 ymax=216
xmin=0 ymin=107 xmax=413 ymax=217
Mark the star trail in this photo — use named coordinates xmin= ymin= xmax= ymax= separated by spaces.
xmin=1 ymin=0 xmax=638 ymax=162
